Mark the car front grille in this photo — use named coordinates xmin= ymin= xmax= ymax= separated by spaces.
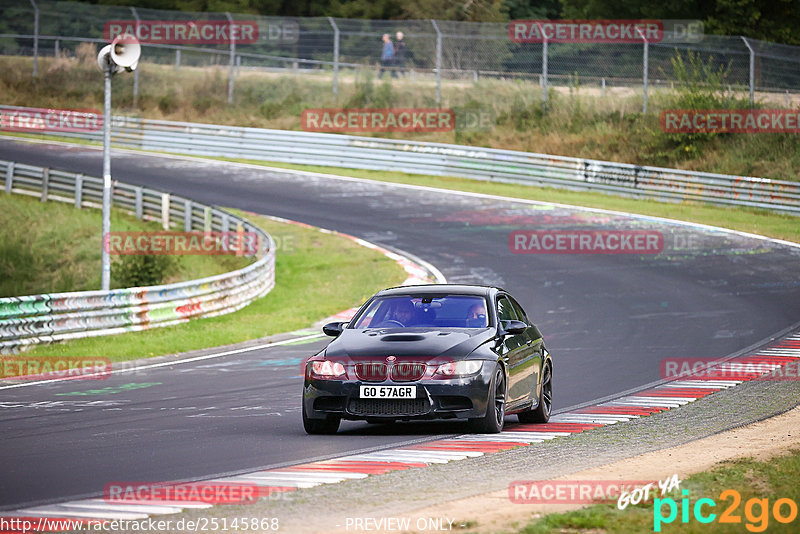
xmin=348 ymin=398 xmax=431 ymax=416
xmin=390 ymin=362 xmax=426 ymax=381
xmin=354 ymin=362 xmax=388 ymax=381
xmin=354 ymin=361 xmax=427 ymax=382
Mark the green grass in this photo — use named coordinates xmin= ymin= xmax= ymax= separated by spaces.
xmin=0 ymin=192 xmax=248 ymax=297
xmin=519 ymin=449 xmax=800 ymax=533
xmin=2 ymin=53 xmax=800 ymax=181
xmin=26 ymin=211 xmax=407 ymax=361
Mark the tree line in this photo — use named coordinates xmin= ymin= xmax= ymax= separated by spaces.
xmin=77 ymin=0 xmax=800 ymax=45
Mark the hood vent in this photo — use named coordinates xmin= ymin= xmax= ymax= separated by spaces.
xmin=380 ymin=334 xmax=426 ymax=342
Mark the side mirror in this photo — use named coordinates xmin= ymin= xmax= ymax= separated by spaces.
xmin=500 ymin=320 xmax=527 ymax=336
xmin=323 ymin=321 xmax=345 ymax=337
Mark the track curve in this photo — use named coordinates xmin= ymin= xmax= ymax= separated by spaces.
xmin=1 ymin=138 xmax=799 ymax=509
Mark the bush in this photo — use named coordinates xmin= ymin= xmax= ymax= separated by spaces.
xmin=657 ymin=50 xmax=746 ymax=158
xmin=158 ymin=91 xmax=179 ymax=114
xmin=113 ymin=255 xmax=174 ymax=288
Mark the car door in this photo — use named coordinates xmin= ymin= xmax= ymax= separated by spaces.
xmin=510 ymin=296 xmax=543 ymax=402
xmin=495 ymin=295 xmax=531 ymax=408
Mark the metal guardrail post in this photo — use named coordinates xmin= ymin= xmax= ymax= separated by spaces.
xmin=741 ymin=36 xmax=755 ymax=108
xmin=134 ymin=186 xmax=143 ymax=219
xmin=129 ymin=7 xmax=140 ymax=107
xmin=29 ymin=0 xmax=38 ymax=77
xmin=328 ymin=17 xmax=339 ymax=97
xmin=161 ymin=193 xmax=170 ymax=229
xmin=75 ymin=173 xmax=83 ymax=208
xmin=431 ymin=20 xmax=442 ymax=106
xmin=54 ymin=39 xmax=59 ymax=57
xmin=40 ymin=168 xmax=49 ymax=202
xmin=4 ymin=162 xmax=13 ymax=194
xmin=175 ymin=49 xmax=181 ymax=70
xmin=225 ymin=12 xmax=235 ymax=104
xmin=184 ymin=199 xmax=192 ymax=231
xmin=204 ymin=206 xmax=212 ymax=232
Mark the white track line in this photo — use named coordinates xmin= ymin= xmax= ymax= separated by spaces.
xmin=82 ymin=498 xmax=212 ymax=509
xmin=0 ymin=333 xmax=324 ymax=391
xmin=58 ymin=502 xmax=183 ymax=515
xmin=15 ymin=506 xmax=148 ymax=520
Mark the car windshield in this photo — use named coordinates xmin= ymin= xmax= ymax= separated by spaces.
xmin=350 ymin=295 xmax=489 ymax=329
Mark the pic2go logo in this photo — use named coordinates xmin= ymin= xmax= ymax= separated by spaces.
xmin=654 ymin=489 xmax=798 ymax=532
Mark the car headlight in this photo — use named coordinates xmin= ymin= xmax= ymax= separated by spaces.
xmin=434 ymin=360 xmax=483 ymax=377
xmin=309 ymin=360 xmax=346 ymax=379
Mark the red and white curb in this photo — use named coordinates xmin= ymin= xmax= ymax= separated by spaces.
xmin=4 ymin=333 xmax=798 ymax=529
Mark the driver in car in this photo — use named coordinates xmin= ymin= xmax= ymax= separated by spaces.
xmin=388 ymin=300 xmax=416 ymax=326
xmin=466 ymin=302 xmax=487 ymax=327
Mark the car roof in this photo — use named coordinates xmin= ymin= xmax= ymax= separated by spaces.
xmin=375 ymin=284 xmax=503 ymax=298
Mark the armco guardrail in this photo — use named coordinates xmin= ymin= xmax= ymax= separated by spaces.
xmin=0 ymin=158 xmax=275 ymax=353
xmin=3 ymin=107 xmax=797 ymax=215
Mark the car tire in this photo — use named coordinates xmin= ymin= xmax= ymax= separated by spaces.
xmin=303 ymin=403 xmax=340 ymax=435
xmin=518 ymin=362 xmax=552 ymax=424
xmin=470 ymin=364 xmax=506 ymax=434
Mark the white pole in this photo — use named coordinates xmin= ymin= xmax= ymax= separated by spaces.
xmin=130 ymin=7 xmax=140 ymax=107
xmin=102 ymin=64 xmax=112 ymax=290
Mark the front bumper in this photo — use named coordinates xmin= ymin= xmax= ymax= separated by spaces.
xmin=303 ymin=365 xmax=494 ymax=421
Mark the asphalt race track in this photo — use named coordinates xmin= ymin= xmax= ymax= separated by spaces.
xmin=2 ymin=138 xmax=799 ymax=509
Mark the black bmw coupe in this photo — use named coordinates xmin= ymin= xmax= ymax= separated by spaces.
xmin=302 ymin=284 xmax=553 ymax=434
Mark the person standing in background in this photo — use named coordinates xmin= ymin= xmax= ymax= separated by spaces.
xmin=394 ymin=31 xmax=407 ymax=75
xmin=379 ymin=33 xmax=395 ymax=79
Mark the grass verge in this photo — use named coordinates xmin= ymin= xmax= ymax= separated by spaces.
xmin=520 ymin=449 xmax=800 ymax=533
xmin=2 ymin=53 xmax=800 ymax=181
xmin=26 ymin=211 xmax=406 ymax=361
xmin=0 ymin=192 xmax=248 ymax=297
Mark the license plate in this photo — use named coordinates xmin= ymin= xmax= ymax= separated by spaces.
xmin=359 ymin=385 xmax=416 ymax=398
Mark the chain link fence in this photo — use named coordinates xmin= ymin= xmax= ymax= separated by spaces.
xmin=1 ymin=1 xmax=800 ymax=109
